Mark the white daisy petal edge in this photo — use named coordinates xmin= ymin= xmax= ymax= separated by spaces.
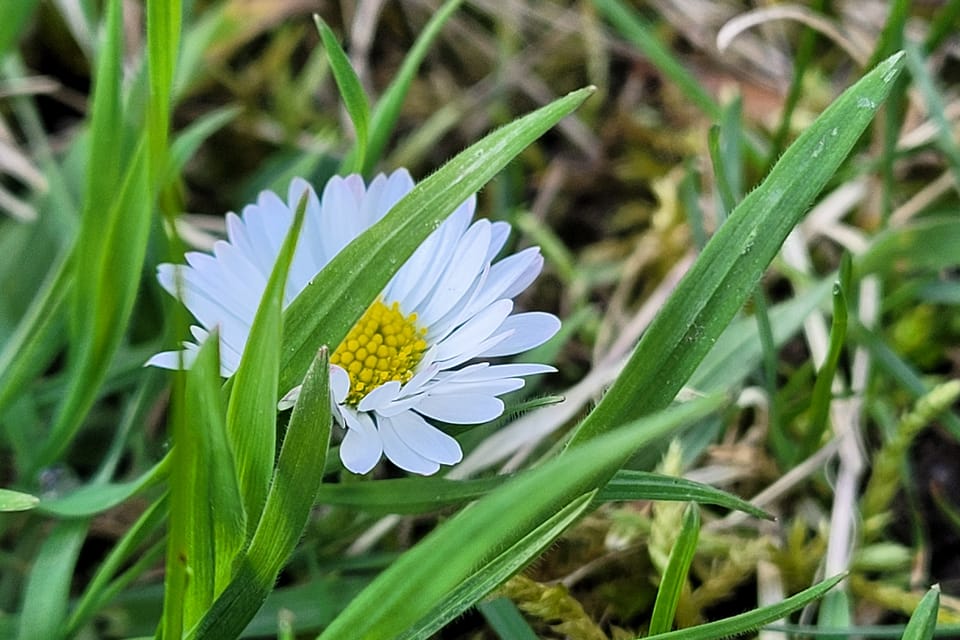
xmin=147 ymin=169 xmax=560 ymax=476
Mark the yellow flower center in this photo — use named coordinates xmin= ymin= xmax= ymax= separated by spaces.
xmin=330 ymin=299 xmax=428 ymax=406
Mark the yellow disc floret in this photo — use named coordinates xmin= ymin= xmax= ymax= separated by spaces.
xmin=331 ymin=299 xmax=428 ymax=405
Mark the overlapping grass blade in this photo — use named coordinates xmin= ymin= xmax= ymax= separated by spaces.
xmin=187 ymin=347 xmax=331 ymax=640
xmin=280 ymin=86 xmax=595 ymax=393
xmin=397 ymin=493 xmax=596 ymax=640
xmin=650 ymin=504 xmax=700 ymax=635
xmin=903 ymin=42 xmax=960 ymax=187
xmin=317 ymin=395 xmax=724 ymax=640
xmin=565 ymin=52 xmax=905 ymax=449
xmin=225 ymin=191 xmax=308 ymax=537
xmin=163 ymin=334 xmax=244 ymax=633
xmin=858 ymin=218 xmax=960 ymax=276
xmin=313 ymin=469 xmax=769 ymax=519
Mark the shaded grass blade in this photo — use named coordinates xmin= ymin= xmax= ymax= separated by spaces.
xmin=146 ymin=0 xmax=182 ymax=185
xmin=565 ymin=52 xmax=905 ymax=449
xmin=279 ymin=86 xmax=595 ymax=393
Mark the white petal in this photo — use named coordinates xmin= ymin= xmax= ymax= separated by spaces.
xmin=145 ymin=349 xmax=196 ymax=370
xmin=434 ymin=299 xmax=513 ymax=363
xmin=430 ymin=377 xmax=526 ymax=397
xmin=378 ymin=416 xmax=440 ymax=475
xmin=384 ymin=412 xmax=462 ymax=465
xmin=451 ymin=363 xmax=556 ymax=382
xmin=278 ymin=385 xmax=301 ymax=411
xmin=479 ymin=312 xmax=560 ymax=357
xmin=415 ymin=394 xmax=504 ymax=424
xmin=339 ymin=409 xmax=383 ymax=474
xmin=357 ymin=380 xmax=402 ymax=412
xmin=390 ymin=200 xmax=474 ymax=311
xmin=329 ymin=365 xmax=351 ymax=404
xmin=486 ymin=221 xmax=511 ymax=261
xmin=434 ymin=330 xmax=513 ymax=371
xmin=417 ymin=220 xmax=491 ymax=326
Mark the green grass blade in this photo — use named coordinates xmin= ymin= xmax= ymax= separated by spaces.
xmin=644 ymin=573 xmax=846 ymax=640
xmin=16 ymin=520 xmax=88 ymax=640
xmin=226 ymin=191 xmax=308 ymax=536
xmin=317 ymin=395 xmax=724 ymax=640
xmin=564 ymin=52 xmax=905 ymax=449
xmin=903 ymin=585 xmax=940 ymax=640
xmin=649 ymin=503 xmax=700 ymax=635
xmin=166 ymin=106 xmax=241 ymax=184
xmin=146 ymin=0 xmax=182 ymax=185
xmin=903 ymin=41 xmax=960 ymax=189
xmin=0 ymin=488 xmax=38 ymax=511
xmin=34 ymin=138 xmax=151 ymax=471
xmin=187 ymin=347 xmax=331 ymax=640
xmin=164 ymin=332 xmax=245 ymax=632
xmin=396 ymin=493 xmax=596 ymax=640
xmin=350 ymin=0 xmax=465 ymax=174
xmin=78 ymin=0 xmax=123 ymax=216
xmin=0 ymin=0 xmax=39 ymax=62
xmin=312 ymin=468 xmax=769 ymax=519
xmin=0 ymin=249 xmax=71 ymax=422
xmin=595 ymin=0 xmax=719 ymax=119
xmin=315 ymin=16 xmax=370 ymax=175
xmin=478 ymin=599 xmax=540 ymax=640
xmin=858 ymin=218 xmax=960 ymax=277
xmin=598 ymin=471 xmax=771 ymax=519
xmin=280 ymin=86 xmax=595 ymax=393
xmin=65 ymin=494 xmax=168 ymax=636
xmin=38 ymin=455 xmax=168 ymax=517
xmin=803 ymin=257 xmax=851 ymax=456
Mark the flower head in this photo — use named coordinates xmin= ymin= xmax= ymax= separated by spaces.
xmin=148 ymin=169 xmax=559 ymax=475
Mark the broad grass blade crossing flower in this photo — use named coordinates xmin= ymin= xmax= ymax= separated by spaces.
xmin=148 ymin=169 xmax=559 ymax=475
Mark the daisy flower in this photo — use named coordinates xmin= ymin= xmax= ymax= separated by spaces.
xmin=148 ymin=169 xmax=559 ymax=475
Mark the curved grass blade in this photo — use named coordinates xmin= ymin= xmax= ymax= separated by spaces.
xmin=38 ymin=455 xmax=168 ymax=518
xmin=598 ymin=471 xmax=771 ymax=519
xmin=280 ymin=86 xmax=595 ymax=393
xmin=644 ymin=573 xmax=846 ymax=640
xmin=565 ymin=52 xmax=905 ymax=449
xmin=649 ymin=504 xmax=700 ymax=635
xmin=317 ymin=395 xmax=724 ymax=640
xmin=315 ymin=16 xmax=370 ymax=175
